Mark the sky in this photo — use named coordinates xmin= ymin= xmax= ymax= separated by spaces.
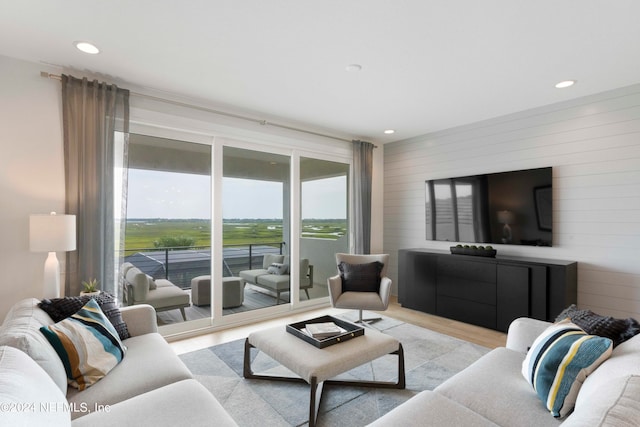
xmin=126 ymin=169 xmax=346 ymax=219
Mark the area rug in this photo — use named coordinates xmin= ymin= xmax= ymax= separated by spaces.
xmin=179 ymin=313 xmax=490 ymax=427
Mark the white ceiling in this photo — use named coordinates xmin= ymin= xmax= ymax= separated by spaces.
xmin=2 ymin=1 xmax=640 ymax=144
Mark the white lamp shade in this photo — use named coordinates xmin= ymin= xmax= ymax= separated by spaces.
xmin=497 ymin=210 xmax=515 ymax=225
xmin=29 ymin=213 xmax=76 ymax=252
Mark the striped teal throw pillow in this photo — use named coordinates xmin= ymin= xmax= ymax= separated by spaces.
xmin=40 ymin=298 xmax=126 ymax=390
xmin=522 ymin=319 xmax=612 ymax=418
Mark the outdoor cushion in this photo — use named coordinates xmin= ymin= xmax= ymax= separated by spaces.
xmin=267 ymin=262 xmax=287 ymax=275
xmin=261 ymin=254 xmax=285 ymax=269
xmin=146 ymin=274 xmax=157 ymax=290
xmin=125 ymin=267 xmax=150 ymax=302
xmin=256 ymin=273 xmax=291 ymax=291
xmin=143 ymin=281 xmax=190 ymax=309
xmin=239 ymin=268 xmax=269 ymax=284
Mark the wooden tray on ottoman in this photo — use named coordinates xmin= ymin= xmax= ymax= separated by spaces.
xmin=286 ymin=315 xmax=364 ymax=349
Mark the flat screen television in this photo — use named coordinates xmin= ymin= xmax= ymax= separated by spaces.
xmin=425 ymin=167 xmax=552 ymax=246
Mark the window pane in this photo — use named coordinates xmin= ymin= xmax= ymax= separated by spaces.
xmin=300 ymin=158 xmax=348 ymax=302
xmin=223 ymin=147 xmax=290 ymax=313
xmin=456 ymin=182 xmax=474 ymax=242
xmin=434 ymin=181 xmax=455 ymax=241
xmin=123 ymin=134 xmax=211 ymax=327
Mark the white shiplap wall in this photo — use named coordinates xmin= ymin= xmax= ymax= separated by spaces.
xmin=384 ymin=84 xmax=640 ymax=319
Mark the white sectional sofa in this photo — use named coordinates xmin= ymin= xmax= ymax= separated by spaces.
xmin=0 ymin=298 xmax=237 ymax=426
xmin=370 ymin=317 xmax=640 ymax=426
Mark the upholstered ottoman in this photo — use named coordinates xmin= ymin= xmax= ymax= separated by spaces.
xmin=244 ymin=324 xmax=404 ymax=426
xmin=191 ymin=276 xmax=245 ymax=308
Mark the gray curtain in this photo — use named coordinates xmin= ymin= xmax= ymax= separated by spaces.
xmin=352 ymin=140 xmax=375 ymax=254
xmin=62 ymin=75 xmax=129 ymax=297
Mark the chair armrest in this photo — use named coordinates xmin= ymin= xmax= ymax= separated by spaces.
xmin=120 ymin=304 xmax=158 ymax=337
xmin=327 ymin=274 xmax=343 ymax=302
xmin=378 ymin=276 xmax=392 ymax=310
xmin=505 ymin=317 xmax=551 ymax=353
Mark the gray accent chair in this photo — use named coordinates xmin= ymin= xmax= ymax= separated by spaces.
xmin=327 ymin=253 xmax=392 ymax=324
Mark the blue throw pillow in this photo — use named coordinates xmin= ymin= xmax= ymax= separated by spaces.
xmin=522 ymin=319 xmax=613 ymax=418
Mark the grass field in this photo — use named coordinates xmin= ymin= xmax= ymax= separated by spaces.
xmin=125 ymin=218 xmax=346 ymax=253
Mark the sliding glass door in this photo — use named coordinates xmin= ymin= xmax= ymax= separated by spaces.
xmin=123 ymin=134 xmax=212 ymax=327
xmin=299 ymin=157 xmax=349 ymax=302
xmin=222 ymin=146 xmax=290 ymax=316
xmin=119 ymin=130 xmax=350 ymax=333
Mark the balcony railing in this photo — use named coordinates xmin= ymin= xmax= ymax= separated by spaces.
xmin=121 ymin=242 xmax=285 ymax=289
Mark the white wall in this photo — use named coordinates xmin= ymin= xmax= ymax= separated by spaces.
xmin=0 ymin=55 xmax=65 ymax=318
xmin=384 ymin=84 xmax=640 ymax=319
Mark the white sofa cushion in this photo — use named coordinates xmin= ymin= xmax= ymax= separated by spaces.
xmin=436 ymin=348 xmax=562 ymax=426
xmin=65 ymin=332 xmax=192 ymax=419
xmin=563 ymin=375 xmax=640 ymax=426
xmin=0 ymin=298 xmax=68 ymax=393
xmin=71 ymin=379 xmax=238 ymax=427
xmin=368 ymin=390 xmax=499 ymax=427
xmin=0 ymin=346 xmax=70 ymax=427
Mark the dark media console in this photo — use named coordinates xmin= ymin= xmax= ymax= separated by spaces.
xmin=398 ymin=249 xmax=577 ymax=332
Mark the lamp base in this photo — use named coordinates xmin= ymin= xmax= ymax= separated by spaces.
xmin=43 ymin=251 xmax=61 ymax=299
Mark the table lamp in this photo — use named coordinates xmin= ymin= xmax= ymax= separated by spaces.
xmin=29 ymin=212 xmax=76 ymax=298
xmin=497 ymin=210 xmax=514 ymax=244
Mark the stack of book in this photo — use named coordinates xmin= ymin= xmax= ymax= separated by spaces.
xmin=305 ymin=322 xmax=344 ymax=339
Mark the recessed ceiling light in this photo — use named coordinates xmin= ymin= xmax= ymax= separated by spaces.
xmin=345 ymin=64 xmax=362 ymax=72
xmin=75 ymin=41 xmax=100 ymax=55
xmin=555 ymin=80 xmax=576 ymax=89
xmin=384 ymin=129 xmax=395 ymax=134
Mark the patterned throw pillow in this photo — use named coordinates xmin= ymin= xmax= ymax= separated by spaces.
xmin=39 ymin=292 xmax=130 ymax=340
xmin=555 ymin=304 xmax=640 ymax=347
xmin=338 ymin=261 xmax=383 ymax=293
xmin=40 ymin=299 xmax=126 ymax=390
xmin=267 ymin=263 xmax=288 ymax=275
xmin=522 ymin=319 xmax=613 ymax=418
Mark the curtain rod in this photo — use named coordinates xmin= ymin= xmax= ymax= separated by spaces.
xmin=41 ymin=71 xmax=376 ymax=147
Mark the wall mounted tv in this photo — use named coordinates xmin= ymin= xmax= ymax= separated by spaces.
xmin=425 ymin=167 xmax=552 ymax=246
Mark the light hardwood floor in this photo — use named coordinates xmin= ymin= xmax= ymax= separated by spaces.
xmin=168 ymin=296 xmax=507 ymax=355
